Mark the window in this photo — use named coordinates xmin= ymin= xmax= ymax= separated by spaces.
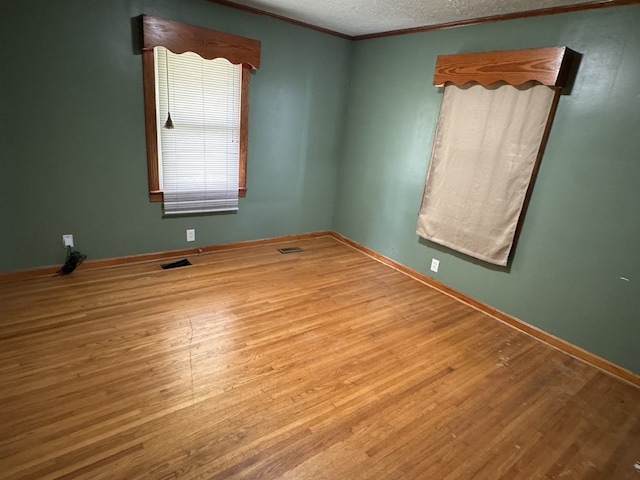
xmin=417 ymin=81 xmax=558 ymax=265
xmin=156 ymin=48 xmax=242 ymax=214
xmin=417 ymin=47 xmax=575 ymax=265
xmin=141 ymin=16 xmax=261 ymax=212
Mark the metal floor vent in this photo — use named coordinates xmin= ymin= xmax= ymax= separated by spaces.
xmin=161 ymin=258 xmax=192 ymax=269
xmin=278 ymin=247 xmax=303 ymax=254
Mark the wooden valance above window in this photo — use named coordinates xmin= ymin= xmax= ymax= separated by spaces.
xmin=433 ymin=46 xmax=575 ymax=87
xmin=418 ymin=46 xmax=578 ymax=266
xmin=142 ymin=15 xmax=261 ymax=69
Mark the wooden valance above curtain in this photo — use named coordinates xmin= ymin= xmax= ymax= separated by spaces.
xmin=417 ymin=47 xmax=576 ymax=266
xmin=433 ymin=46 xmax=575 ymax=88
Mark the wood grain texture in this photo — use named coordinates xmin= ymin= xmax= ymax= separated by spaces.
xmin=239 ymin=65 xmax=250 ymax=197
xmin=433 ymin=47 xmax=573 ymax=87
xmin=142 ymin=48 xmax=161 ymax=198
xmin=331 ymin=232 xmax=640 ymax=388
xmin=1 ymin=236 xmax=638 ymax=479
xmin=0 ymin=232 xmax=331 ymax=283
xmin=142 ymin=15 xmax=261 ymax=69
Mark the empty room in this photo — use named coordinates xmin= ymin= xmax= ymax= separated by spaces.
xmin=1 ymin=0 xmax=639 ymax=478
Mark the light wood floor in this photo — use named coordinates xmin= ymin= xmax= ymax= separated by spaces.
xmin=1 ymin=236 xmax=638 ymax=479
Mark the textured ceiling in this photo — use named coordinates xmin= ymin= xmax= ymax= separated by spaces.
xmin=219 ymin=0 xmax=609 ymax=37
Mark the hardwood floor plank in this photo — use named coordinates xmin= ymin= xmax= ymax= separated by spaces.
xmin=1 ymin=237 xmax=638 ymax=479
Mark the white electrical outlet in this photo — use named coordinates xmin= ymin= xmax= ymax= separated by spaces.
xmin=430 ymin=258 xmax=440 ymax=273
xmin=186 ymin=229 xmax=195 ymax=242
xmin=62 ymin=234 xmax=74 ymax=248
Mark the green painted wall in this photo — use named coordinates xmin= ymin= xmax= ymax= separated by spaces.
xmin=334 ymin=6 xmax=640 ymax=373
xmin=0 ymin=0 xmax=351 ymax=272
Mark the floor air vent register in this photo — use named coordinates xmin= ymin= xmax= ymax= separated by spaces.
xmin=278 ymin=247 xmax=303 ymax=254
xmin=159 ymin=247 xmax=302 ymax=270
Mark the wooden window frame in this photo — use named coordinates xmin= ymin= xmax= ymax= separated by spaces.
xmin=141 ymin=15 xmax=261 ymax=202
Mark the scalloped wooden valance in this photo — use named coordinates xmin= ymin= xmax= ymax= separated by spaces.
xmin=433 ymin=47 xmax=574 ymax=87
xmin=142 ymin=15 xmax=261 ymax=69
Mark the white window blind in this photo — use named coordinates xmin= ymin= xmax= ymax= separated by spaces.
xmin=154 ymin=46 xmax=242 ymax=215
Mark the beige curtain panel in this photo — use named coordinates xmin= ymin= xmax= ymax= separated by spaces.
xmin=417 ymin=82 xmax=556 ymax=266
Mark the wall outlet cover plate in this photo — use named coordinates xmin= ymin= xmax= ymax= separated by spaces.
xmin=62 ymin=234 xmax=74 ymax=248
xmin=430 ymin=258 xmax=440 ymax=272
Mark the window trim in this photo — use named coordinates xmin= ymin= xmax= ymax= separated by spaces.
xmin=141 ymin=15 xmax=261 ymax=202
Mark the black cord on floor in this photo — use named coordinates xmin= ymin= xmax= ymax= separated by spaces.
xmin=57 ymin=246 xmax=87 ymax=275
